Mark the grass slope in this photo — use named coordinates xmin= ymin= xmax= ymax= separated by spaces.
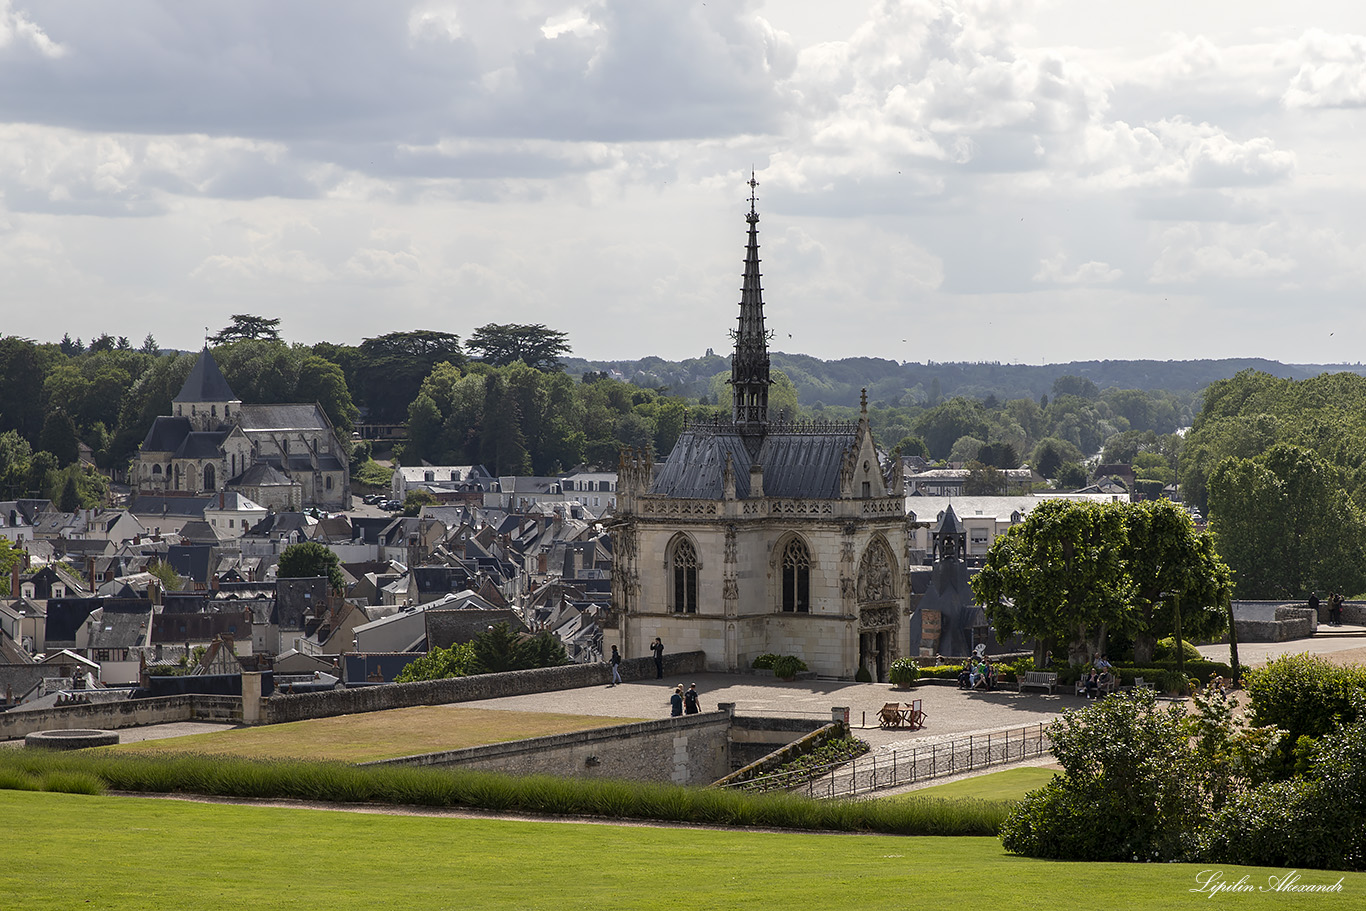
xmin=5 ymin=790 xmax=1358 ymax=911
xmin=889 ymin=767 xmax=1058 ymax=802
xmin=113 ymin=706 xmax=644 ymax=762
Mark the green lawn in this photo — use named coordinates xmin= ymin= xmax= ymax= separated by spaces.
xmin=890 ymin=766 xmax=1058 ymax=802
xmin=111 ymin=706 xmax=643 ymax=762
xmin=4 ymin=790 xmax=1359 ymax=910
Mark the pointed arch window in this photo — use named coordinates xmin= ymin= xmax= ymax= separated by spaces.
xmin=781 ymin=537 xmax=811 ymax=613
xmin=671 ymin=538 xmax=699 ymax=614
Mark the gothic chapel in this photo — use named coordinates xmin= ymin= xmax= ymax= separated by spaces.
xmin=611 ymin=181 xmax=910 ymax=680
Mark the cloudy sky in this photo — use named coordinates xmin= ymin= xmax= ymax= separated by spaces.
xmin=4 ymin=1 xmax=1366 ymax=366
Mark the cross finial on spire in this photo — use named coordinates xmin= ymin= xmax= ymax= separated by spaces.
xmin=860 ymin=388 xmax=868 ymax=415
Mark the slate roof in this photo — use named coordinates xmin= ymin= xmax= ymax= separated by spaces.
xmin=129 ymin=494 xmax=213 ymax=518
xmin=168 ymin=544 xmax=214 ymax=584
xmin=236 ymin=404 xmax=329 ymax=432
xmin=231 ymin=463 xmax=295 ymax=487
xmin=275 ymin=577 xmax=329 ymax=630
xmin=174 ymin=432 xmax=227 ymax=460
xmin=650 ymin=421 xmax=859 ymax=500
xmin=84 ymin=602 xmax=154 ymax=649
xmin=174 ymin=348 xmax=238 ymax=403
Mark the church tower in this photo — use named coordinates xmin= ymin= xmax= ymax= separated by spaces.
xmin=173 ymin=346 xmax=241 ymax=432
xmin=729 ymin=173 xmax=772 ymax=436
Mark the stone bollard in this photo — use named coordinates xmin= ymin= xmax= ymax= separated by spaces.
xmin=241 ymin=672 xmax=263 ymax=725
xmin=717 ymin=701 xmax=736 ymax=718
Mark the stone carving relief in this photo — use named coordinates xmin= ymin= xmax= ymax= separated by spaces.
xmin=859 ymin=606 xmax=898 ymax=630
xmin=856 ymin=538 xmax=897 ymax=603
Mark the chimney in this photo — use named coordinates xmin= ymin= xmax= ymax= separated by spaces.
xmin=9 ymin=563 xmax=18 ymax=597
xmin=211 ymin=573 xmax=220 ymax=592
xmin=220 ymin=491 xmax=225 ymax=509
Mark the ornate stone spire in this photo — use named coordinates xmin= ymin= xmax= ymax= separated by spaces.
xmin=729 ymin=173 xmax=772 ymax=433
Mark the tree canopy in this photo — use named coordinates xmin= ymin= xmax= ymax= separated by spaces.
xmin=277 ymin=541 xmax=345 ymax=593
xmin=972 ymin=498 xmax=1229 ymax=664
xmin=467 ymin=323 xmax=571 ymax=371
xmin=210 ymin=314 xmax=282 ymax=344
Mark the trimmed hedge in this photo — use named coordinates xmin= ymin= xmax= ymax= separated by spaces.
xmin=0 ymin=750 xmax=1008 ymax=837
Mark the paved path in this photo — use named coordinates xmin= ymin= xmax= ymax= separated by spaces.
xmin=465 ymin=674 xmax=1078 ymax=754
xmin=1197 ymin=624 xmax=1366 ymax=668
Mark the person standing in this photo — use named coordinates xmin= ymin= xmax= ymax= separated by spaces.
xmin=609 ymin=645 xmax=622 ymax=686
xmin=684 ymin=682 xmax=700 ymax=714
xmin=670 ymin=685 xmax=684 ymax=717
xmin=650 ymin=637 xmax=664 ymax=679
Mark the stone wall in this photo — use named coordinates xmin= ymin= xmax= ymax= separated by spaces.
xmin=716 ymin=721 xmax=845 ymax=786
xmin=1229 ymin=602 xmax=1318 ymax=643
xmin=368 ymin=710 xmax=734 ymax=786
xmin=725 ymin=716 xmax=841 ymax=772
xmin=265 ymin=651 xmax=705 ymax=725
xmin=0 ymin=694 xmax=242 ymax=741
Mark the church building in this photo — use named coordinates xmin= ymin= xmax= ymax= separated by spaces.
xmin=611 ymin=183 xmax=910 ymax=680
xmin=134 ymin=348 xmax=351 ymax=511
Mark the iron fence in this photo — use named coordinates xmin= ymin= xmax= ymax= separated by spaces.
xmin=723 ymin=722 xmax=1053 ymax=799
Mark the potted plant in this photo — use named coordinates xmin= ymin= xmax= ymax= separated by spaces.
xmin=772 ymin=655 xmax=807 ymax=681
xmin=888 ymin=657 xmax=920 ymax=688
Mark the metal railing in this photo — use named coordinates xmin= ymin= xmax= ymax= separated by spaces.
xmin=724 ymin=723 xmax=1052 ymax=799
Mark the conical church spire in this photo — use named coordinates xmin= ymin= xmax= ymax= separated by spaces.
xmin=730 ymin=173 xmax=772 ymax=432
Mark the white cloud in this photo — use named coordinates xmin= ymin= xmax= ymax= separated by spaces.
xmin=0 ymin=0 xmax=64 ymax=58
xmin=1033 ymin=254 xmax=1121 ymax=284
xmin=1282 ymin=29 xmax=1366 ymax=108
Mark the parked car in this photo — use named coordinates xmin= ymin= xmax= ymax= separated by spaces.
xmin=383 ymin=500 xmax=403 ymax=511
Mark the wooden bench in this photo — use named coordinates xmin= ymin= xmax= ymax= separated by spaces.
xmin=1018 ymin=671 xmax=1059 ymax=695
xmin=1131 ymin=676 xmax=1155 ymax=691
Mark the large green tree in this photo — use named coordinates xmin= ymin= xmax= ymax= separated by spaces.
xmin=1122 ymin=499 xmax=1232 ymax=663
xmin=277 ymin=541 xmax=344 ymax=593
xmin=355 ymin=330 xmax=466 ymax=424
xmin=210 ymin=314 xmax=282 ymax=344
xmin=467 ymin=323 xmax=570 ymax=372
xmin=972 ymin=498 xmax=1133 ymax=665
xmin=1208 ymin=443 xmax=1366 ymax=600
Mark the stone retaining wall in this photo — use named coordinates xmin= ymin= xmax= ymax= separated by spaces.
xmin=368 ymin=708 xmax=734 ymax=786
xmin=0 ymin=694 xmax=242 ymax=741
xmin=265 ymin=652 xmax=705 ymax=725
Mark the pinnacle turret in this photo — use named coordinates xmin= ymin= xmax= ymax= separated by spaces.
xmin=729 ymin=173 xmax=772 ymax=433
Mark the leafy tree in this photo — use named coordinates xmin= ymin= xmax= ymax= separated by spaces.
xmin=48 ymin=463 xmax=107 ymax=510
xmin=87 ymin=333 xmax=116 ymax=354
xmin=0 ymin=337 xmax=52 ymax=442
xmin=211 ymin=314 xmax=282 ymax=344
xmin=140 ymin=334 xmax=160 ymax=356
xmin=57 ymin=474 xmax=81 ymax=512
xmin=479 ymin=373 xmax=530 ymax=475
xmin=394 ymin=642 xmax=475 ymax=682
xmin=1031 ymin=437 xmax=1083 ymax=478
xmin=963 ymin=461 xmax=1006 ymax=495
xmin=1001 ymin=689 xmax=1227 ymax=862
xmin=355 ymin=330 xmax=465 ymax=424
xmin=890 ymin=435 xmax=929 ymax=460
xmin=0 ymin=538 xmax=24 ymax=595
xmin=39 ymin=410 xmax=80 ymax=468
xmin=1053 ymin=461 xmax=1089 ymax=490
xmin=467 ymin=323 xmax=571 ymax=372
xmin=976 ymin=441 xmax=1019 ymax=469
xmin=1051 ymin=375 xmax=1099 ymax=400
xmin=277 ymin=541 xmax=344 ymax=593
xmin=1208 ymin=444 xmax=1366 ymax=599
xmin=401 ymin=489 xmax=438 ymax=516
xmin=973 ymin=498 xmax=1132 ymax=665
xmin=146 ymin=560 xmax=184 ymax=593
xmin=1122 ymin=499 xmax=1232 ymax=663
xmin=59 ymin=333 xmax=83 ymax=357
xmin=948 ymin=435 xmax=986 ymax=464
xmin=469 ymin=622 xmax=526 ymax=674
xmin=912 ymin=398 xmax=990 ymax=460
xmin=468 ymin=623 xmax=567 ymax=674
xmin=0 ymin=430 xmax=33 ymax=500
